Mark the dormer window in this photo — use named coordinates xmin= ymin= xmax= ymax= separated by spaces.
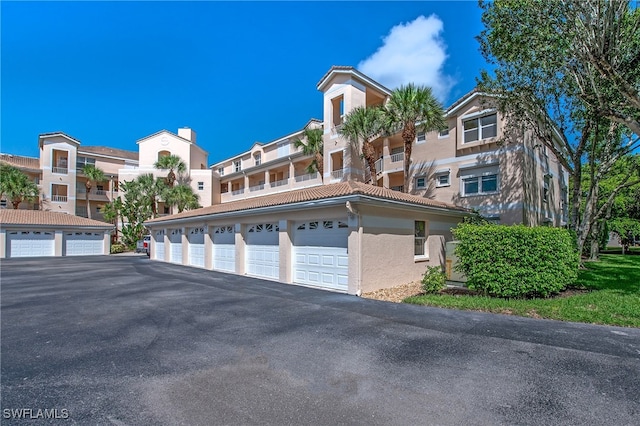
xmin=218 ymin=167 xmax=225 ymax=176
xmin=254 ymin=152 xmax=261 ymax=166
xmin=463 ymin=113 xmax=497 ymax=143
xmin=234 ymin=160 xmax=241 ymax=173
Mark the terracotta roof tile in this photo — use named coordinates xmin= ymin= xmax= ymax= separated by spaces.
xmin=0 ymin=210 xmax=113 ymax=228
xmin=146 ymin=181 xmax=469 ymax=224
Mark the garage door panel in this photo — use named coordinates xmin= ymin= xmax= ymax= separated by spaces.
xmin=246 ymin=223 xmax=279 ymax=280
xmin=188 ymin=228 xmax=205 ymax=267
xmin=154 ymin=231 xmax=165 ymax=260
xmin=8 ymin=231 xmax=55 ymax=258
xmin=65 ymin=232 xmax=104 ymax=256
xmin=213 ymin=244 xmax=235 ymax=272
xmin=293 ymin=219 xmax=348 ymax=291
xmin=169 ymin=230 xmax=182 ymax=263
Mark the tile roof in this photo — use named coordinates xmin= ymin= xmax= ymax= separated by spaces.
xmin=0 ymin=209 xmax=113 ymax=228
xmin=39 ymin=132 xmax=82 ymax=145
xmin=0 ymin=154 xmax=40 ymax=171
xmin=79 ymin=146 xmax=139 ymax=161
xmin=146 ymin=181 xmax=469 ymax=224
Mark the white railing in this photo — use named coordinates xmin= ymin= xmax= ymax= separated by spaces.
xmin=249 ymin=184 xmax=265 ymax=192
xmin=231 ymin=188 xmax=244 ymax=195
xmin=52 ymin=167 xmax=68 ymax=174
xmin=77 ymin=188 xmax=108 ymax=196
xmin=331 ymin=169 xmax=344 ymax=180
xmin=295 ymin=172 xmax=318 ymax=182
xmin=374 ymin=158 xmax=383 ymax=173
xmin=52 ymin=195 xmax=67 ymax=202
xmin=270 ymin=178 xmax=289 ymax=188
xmin=390 ymin=152 xmax=404 ymax=163
xmin=391 ymin=185 xmax=404 ymax=192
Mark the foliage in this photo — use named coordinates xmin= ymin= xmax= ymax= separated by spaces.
xmin=461 ymin=210 xmax=491 ymax=225
xmin=452 ymin=224 xmax=579 ymax=298
xmin=81 ymin=164 xmax=106 ymax=219
xmin=154 ymin=154 xmax=187 ymax=187
xmin=136 ymin=173 xmax=167 ymax=218
xmin=110 ymin=243 xmax=126 ymax=254
xmin=405 ymin=254 xmax=640 ymax=327
xmin=340 ymin=106 xmax=385 ymax=185
xmin=0 ymin=164 xmax=39 ymax=209
xmin=477 ymin=0 xmax=640 ymax=256
xmin=421 ymin=266 xmax=447 ymax=294
xmin=164 ymin=184 xmax=200 ymax=213
xmin=293 ymin=128 xmax=324 ymax=181
xmin=102 ymin=198 xmax=122 ymax=242
xmin=116 ymin=179 xmax=154 ymax=246
xmin=382 ymin=83 xmax=446 ymax=192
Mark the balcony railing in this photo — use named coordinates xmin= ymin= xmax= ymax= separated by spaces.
xmin=374 ymin=158 xmax=383 ymax=173
xmin=52 ymin=167 xmax=68 ymax=174
xmin=231 ymin=188 xmax=244 ymax=195
xmin=270 ymin=178 xmax=289 ymax=188
xmin=51 ymin=195 xmax=68 ymax=202
xmin=294 ymin=172 xmax=318 ymax=182
xmin=330 ymin=169 xmax=344 ymax=180
xmin=249 ymin=184 xmax=265 ymax=192
xmin=390 ymin=152 xmax=404 ymax=163
xmin=390 ymin=185 xmax=404 ymax=192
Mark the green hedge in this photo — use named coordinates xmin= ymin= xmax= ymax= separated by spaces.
xmin=452 ymin=224 xmax=579 ymax=298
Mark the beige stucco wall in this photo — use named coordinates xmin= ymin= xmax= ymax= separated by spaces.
xmin=138 ymin=132 xmax=195 ymax=170
xmin=40 ymin=136 xmax=78 ymax=215
xmin=354 ymin=203 xmax=463 ymax=294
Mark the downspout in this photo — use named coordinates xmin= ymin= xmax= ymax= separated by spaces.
xmin=346 ymin=201 xmax=362 ymax=296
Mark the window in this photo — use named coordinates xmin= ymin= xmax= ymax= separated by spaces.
xmin=436 ymin=172 xmax=450 ymax=187
xmin=462 ymin=174 xmax=498 ymax=196
xmin=415 ymin=176 xmax=426 ymax=189
xmin=415 ymin=221 xmax=427 ymax=257
xmin=416 ymin=132 xmax=426 ymax=144
xmin=277 ymin=142 xmax=289 ymax=157
xmin=76 ymin=156 xmax=96 ymax=172
xmin=198 ymin=182 xmax=204 ymax=191
xmin=0 ymin=199 xmax=6 ymax=208
xmin=438 ymin=128 xmax=449 ymax=138
xmin=218 ymin=167 xmax=225 ymax=176
xmin=234 ymin=160 xmax=241 ymax=173
xmin=254 ymin=152 xmax=261 ymax=166
xmin=463 ymin=113 xmax=497 ymax=143
xmin=543 ymin=175 xmax=550 ymax=203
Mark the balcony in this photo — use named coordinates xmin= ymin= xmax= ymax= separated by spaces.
xmin=77 ymin=187 xmax=110 ymax=200
xmin=294 ymin=172 xmax=318 ymax=183
xmin=51 ymin=195 xmax=68 ymax=202
xmin=52 ymin=167 xmax=68 ymax=174
xmin=270 ymin=178 xmax=289 ymax=188
xmin=390 ymin=152 xmax=404 ymax=163
xmin=231 ymin=188 xmax=244 ymax=196
xmin=330 ymin=169 xmax=344 ymax=180
xmin=390 ymin=185 xmax=404 ymax=192
xmin=249 ymin=184 xmax=265 ymax=192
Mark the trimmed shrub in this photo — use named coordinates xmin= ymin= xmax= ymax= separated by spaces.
xmin=421 ymin=266 xmax=446 ymax=294
xmin=452 ymin=224 xmax=579 ymax=298
xmin=110 ymin=243 xmax=126 ymax=254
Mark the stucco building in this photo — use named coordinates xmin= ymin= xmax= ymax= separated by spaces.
xmin=2 ymin=66 xmax=568 ymax=292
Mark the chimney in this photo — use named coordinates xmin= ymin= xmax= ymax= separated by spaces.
xmin=178 ymin=127 xmax=196 ymax=144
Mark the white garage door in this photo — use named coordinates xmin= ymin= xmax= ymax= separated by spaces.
xmin=246 ymin=223 xmax=279 ymax=280
xmin=154 ymin=230 xmax=165 ymax=261
xmin=7 ymin=231 xmax=55 ymax=258
xmin=65 ymin=232 xmax=104 ymax=256
xmin=188 ymin=227 xmax=205 ymax=268
xmin=293 ymin=219 xmax=349 ymax=291
xmin=213 ymin=225 xmax=235 ymax=272
xmin=169 ymin=229 xmax=183 ymax=263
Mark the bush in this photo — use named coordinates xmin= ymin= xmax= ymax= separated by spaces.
xmin=110 ymin=243 xmax=126 ymax=254
xmin=452 ymin=224 xmax=579 ymax=298
xmin=421 ymin=266 xmax=446 ymax=294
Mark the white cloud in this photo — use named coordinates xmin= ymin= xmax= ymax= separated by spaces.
xmin=358 ymin=15 xmax=455 ymax=102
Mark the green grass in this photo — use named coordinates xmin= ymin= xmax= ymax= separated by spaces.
xmin=404 ymin=254 xmax=640 ymax=327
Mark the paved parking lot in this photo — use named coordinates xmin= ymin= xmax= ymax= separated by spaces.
xmin=2 ymin=256 xmax=639 ymax=425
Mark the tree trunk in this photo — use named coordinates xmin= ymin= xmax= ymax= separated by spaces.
xmin=402 ymin=123 xmax=416 ymax=193
xmin=85 ymin=181 xmax=92 ymax=219
xmin=589 ymin=221 xmax=600 ymax=261
xmin=315 ymin=153 xmax=324 ymax=182
xmin=12 ymin=198 xmax=20 ymax=209
xmin=362 ymin=141 xmax=377 ymax=186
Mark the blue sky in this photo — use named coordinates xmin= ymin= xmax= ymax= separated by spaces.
xmin=1 ymin=1 xmax=488 ymax=164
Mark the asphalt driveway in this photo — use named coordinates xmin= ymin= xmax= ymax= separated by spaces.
xmin=2 ymin=256 xmax=639 ymax=425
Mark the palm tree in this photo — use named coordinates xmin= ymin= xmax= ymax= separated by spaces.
xmin=383 ymin=84 xmax=446 ymax=192
xmin=340 ymin=106 xmax=385 ymax=185
xmin=293 ymin=128 xmax=324 ymax=181
xmin=165 ymin=184 xmax=200 ymax=213
xmin=154 ymin=154 xmax=187 ymax=187
xmin=102 ymin=198 xmax=123 ymax=242
xmin=136 ymin=173 xmax=166 ymax=218
xmin=0 ymin=164 xmax=39 ymax=209
xmin=82 ymin=164 xmax=106 ymax=219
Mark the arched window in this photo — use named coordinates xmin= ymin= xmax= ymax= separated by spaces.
xmin=158 ymin=150 xmax=171 ymax=162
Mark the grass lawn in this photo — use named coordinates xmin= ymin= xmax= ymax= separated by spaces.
xmin=404 ymin=254 xmax=640 ymax=327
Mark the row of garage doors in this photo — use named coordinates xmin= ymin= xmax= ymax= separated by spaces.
xmin=154 ymin=220 xmax=349 ymax=291
xmin=6 ymin=231 xmax=105 ymax=257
